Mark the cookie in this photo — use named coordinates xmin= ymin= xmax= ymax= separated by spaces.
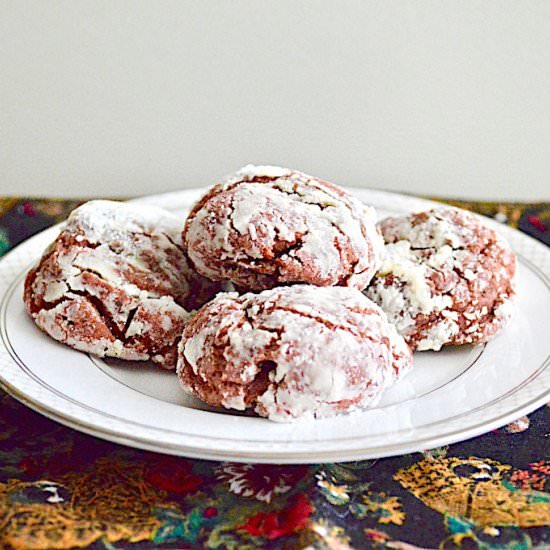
xmin=24 ymin=200 xmax=220 ymax=368
xmin=365 ymin=207 xmax=516 ymax=351
xmin=183 ymin=165 xmax=383 ymax=291
xmin=177 ymin=285 xmax=412 ymax=422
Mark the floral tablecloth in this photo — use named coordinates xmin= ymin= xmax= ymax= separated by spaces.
xmin=0 ymin=197 xmax=549 ymax=549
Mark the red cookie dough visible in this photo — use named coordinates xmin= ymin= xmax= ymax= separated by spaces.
xmin=182 ymin=165 xmax=383 ymax=292
xmin=366 ymin=207 xmax=516 ymax=351
xmin=177 ymin=285 xmax=412 ymax=422
xmin=24 ymin=200 xmax=220 ymax=368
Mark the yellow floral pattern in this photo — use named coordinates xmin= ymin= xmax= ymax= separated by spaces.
xmin=394 ymin=456 xmax=550 ymax=528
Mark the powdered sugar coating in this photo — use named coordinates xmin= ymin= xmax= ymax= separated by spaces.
xmin=366 ymin=207 xmax=516 ymax=351
xmin=24 ymin=200 xmax=220 ymax=368
xmin=183 ymin=165 xmax=384 ymax=291
xmin=176 ymin=285 xmax=412 ymax=422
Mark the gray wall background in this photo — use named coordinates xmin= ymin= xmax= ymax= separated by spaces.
xmin=1 ymin=1 xmax=549 ymax=200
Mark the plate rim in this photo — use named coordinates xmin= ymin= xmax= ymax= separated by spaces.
xmin=0 ymin=188 xmax=549 ymax=463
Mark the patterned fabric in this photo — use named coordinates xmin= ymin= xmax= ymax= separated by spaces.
xmin=0 ymin=197 xmax=549 ymax=549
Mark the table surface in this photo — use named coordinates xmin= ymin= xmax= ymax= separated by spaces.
xmin=0 ymin=197 xmax=548 ymax=550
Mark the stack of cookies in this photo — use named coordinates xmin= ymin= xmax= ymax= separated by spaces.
xmin=24 ymin=165 xmax=516 ymax=422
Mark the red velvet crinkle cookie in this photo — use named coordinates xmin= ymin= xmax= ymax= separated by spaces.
xmin=365 ymin=207 xmax=517 ymax=351
xmin=177 ymin=285 xmax=412 ymax=422
xmin=182 ymin=165 xmax=384 ymax=291
xmin=24 ymin=200 xmax=220 ymax=368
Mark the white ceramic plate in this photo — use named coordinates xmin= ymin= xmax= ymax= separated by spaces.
xmin=1 ymin=189 xmax=549 ymax=463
